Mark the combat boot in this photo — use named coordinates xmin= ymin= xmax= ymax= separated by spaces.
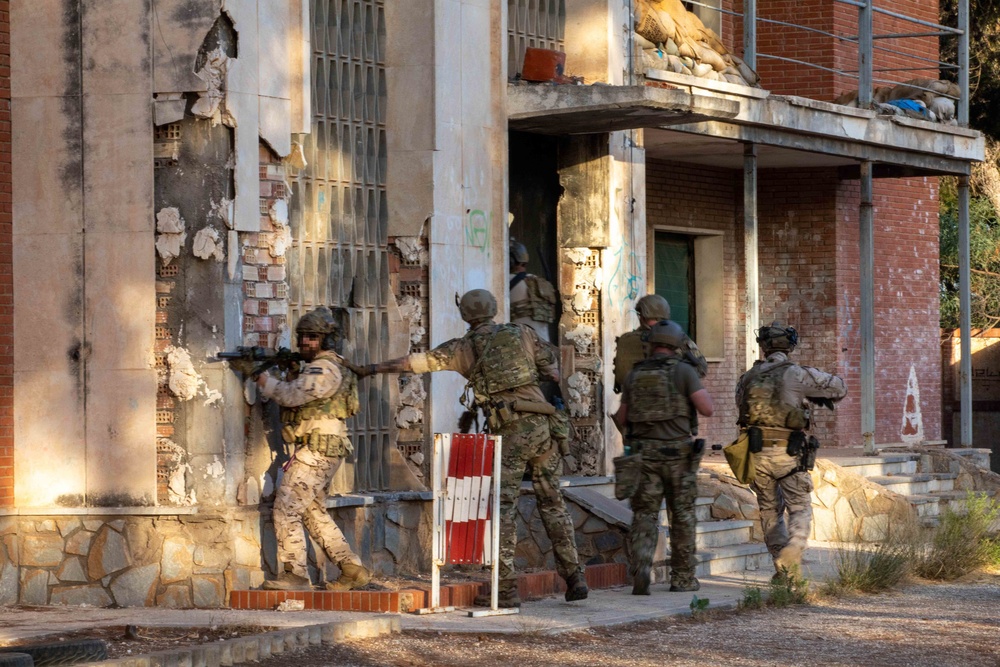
xmin=474 ymin=590 xmax=522 ymax=608
xmin=564 ymin=570 xmax=589 ymax=602
xmin=631 ymin=568 xmax=651 ymax=596
xmin=669 ymin=577 xmax=700 ymax=592
xmin=262 ymin=572 xmax=312 ymax=591
xmin=325 ymin=562 xmax=372 ymax=592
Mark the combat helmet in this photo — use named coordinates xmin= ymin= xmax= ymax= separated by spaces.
xmin=296 ymin=306 xmax=340 ymax=350
xmin=457 ymin=289 xmax=498 ymax=324
xmin=645 ymin=319 xmax=686 ymax=350
xmin=509 ymin=239 xmax=529 ymax=270
xmin=635 ymin=294 xmax=671 ymax=324
xmin=756 ymin=320 xmax=798 ymax=353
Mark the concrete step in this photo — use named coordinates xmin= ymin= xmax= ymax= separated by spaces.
xmin=823 ymin=454 xmax=918 ymax=478
xmin=658 ymin=518 xmax=755 ymax=549
xmin=866 ymin=472 xmax=957 ymax=496
xmin=695 ymin=542 xmax=772 ymax=577
xmin=907 ymin=494 xmax=941 ymax=517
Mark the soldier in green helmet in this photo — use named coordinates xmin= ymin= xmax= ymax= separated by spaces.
xmin=736 ymin=320 xmax=846 ymax=580
xmin=509 ymin=239 xmax=558 ymax=343
xmin=254 ymin=307 xmax=372 ymax=592
xmin=613 ymin=320 xmax=714 ymax=595
xmin=362 ymin=289 xmax=587 ymax=608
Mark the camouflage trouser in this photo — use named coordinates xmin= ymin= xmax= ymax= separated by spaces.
xmin=273 ymin=448 xmax=361 ymax=579
xmin=628 ymin=446 xmax=699 ymax=586
xmin=750 ymin=447 xmax=813 ymax=571
xmin=496 ymin=413 xmax=581 ymax=595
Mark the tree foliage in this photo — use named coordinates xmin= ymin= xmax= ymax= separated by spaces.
xmin=941 ymin=0 xmax=1000 ymax=141
xmin=939 ymin=175 xmax=1000 ymax=330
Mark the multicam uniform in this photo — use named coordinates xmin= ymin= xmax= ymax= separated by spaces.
xmin=407 ymin=321 xmax=582 ymax=596
xmin=622 ymin=353 xmax=704 ymax=589
xmin=259 ymin=350 xmax=364 ymax=579
xmin=509 ymin=272 xmax=558 ymax=343
xmin=735 ymin=351 xmax=846 ymax=571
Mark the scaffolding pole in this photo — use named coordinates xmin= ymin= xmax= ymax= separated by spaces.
xmin=958 ymin=0 xmax=969 ymax=125
xmin=743 ymin=0 xmax=756 ymax=70
xmin=858 ymin=0 xmax=873 ymax=106
xmin=744 ymin=143 xmax=759 ymax=369
xmin=958 ymin=176 xmax=972 ymax=446
xmin=860 ymin=161 xmax=876 ymax=455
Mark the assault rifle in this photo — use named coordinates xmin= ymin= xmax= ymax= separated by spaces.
xmin=216 ymin=346 xmax=302 ymax=378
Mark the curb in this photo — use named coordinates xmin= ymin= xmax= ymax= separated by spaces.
xmin=85 ymin=616 xmax=401 ymax=667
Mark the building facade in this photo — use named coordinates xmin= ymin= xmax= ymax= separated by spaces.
xmin=0 ymin=0 xmax=982 ymax=606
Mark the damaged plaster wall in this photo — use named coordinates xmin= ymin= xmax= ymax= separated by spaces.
xmin=13 ymin=0 xmax=157 ymax=507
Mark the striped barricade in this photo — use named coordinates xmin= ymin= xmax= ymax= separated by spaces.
xmin=423 ymin=433 xmax=515 ymax=616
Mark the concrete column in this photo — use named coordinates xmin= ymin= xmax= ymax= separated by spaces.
xmin=744 ymin=143 xmax=759 ymax=370
xmin=860 ymin=162 xmax=876 ymax=454
xmin=958 ymin=176 xmax=972 ymax=446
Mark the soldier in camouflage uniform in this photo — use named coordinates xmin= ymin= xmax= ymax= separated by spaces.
xmin=613 ymin=320 xmax=714 ymax=594
xmin=364 ymin=289 xmax=587 ymax=608
xmin=736 ymin=321 xmax=846 ymax=578
xmin=509 ymin=239 xmax=558 ymax=343
xmin=255 ymin=307 xmax=372 ymax=591
xmin=613 ymin=295 xmax=707 ymax=395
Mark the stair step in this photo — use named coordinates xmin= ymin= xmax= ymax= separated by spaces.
xmin=824 ymin=455 xmax=917 ymax=477
xmin=658 ymin=519 xmax=754 ymax=550
xmin=866 ymin=472 xmax=957 ymax=496
xmin=695 ymin=542 xmax=772 ymax=576
xmin=906 ymin=494 xmax=941 ymax=517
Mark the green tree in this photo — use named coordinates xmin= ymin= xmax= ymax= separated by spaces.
xmin=941 ymin=0 xmax=1000 ymax=141
xmin=939 ymin=175 xmax=1000 ymax=330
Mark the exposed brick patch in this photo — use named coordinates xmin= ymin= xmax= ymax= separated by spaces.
xmin=229 ymin=563 xmax=628 ymax=611
xmin=244 ymin=144 xmax=289 ymax=348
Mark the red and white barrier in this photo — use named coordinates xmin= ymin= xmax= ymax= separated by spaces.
xmin=425 ymin=433 xmax=513 ymax=616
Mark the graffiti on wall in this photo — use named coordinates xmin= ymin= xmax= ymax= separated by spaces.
xmin=465 ymin=209 xmax=491 ymax=257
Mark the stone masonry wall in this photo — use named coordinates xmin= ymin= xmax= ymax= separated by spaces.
xmin=0 ymin=499 xmax=431 ymax=607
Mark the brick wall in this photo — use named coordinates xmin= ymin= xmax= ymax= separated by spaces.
xmin=720 ymin=0 xmax=941 ymax=101
xmin=0 ymin=0 xmax=11 ymax=507
xmin=647 ymin=161 xmax=941 ymax=447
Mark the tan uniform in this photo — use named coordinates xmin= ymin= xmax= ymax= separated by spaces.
xmin=260 ymin=351 xmax=363 ymax=579
xmin=408 ymin=322 xmax=582 ymax=595
xmin=735 ymin=351 xmax=846 ymax=571
xmin=509 ymin=272 xmax=557 ymax=343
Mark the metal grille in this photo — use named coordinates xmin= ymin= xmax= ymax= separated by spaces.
xmin=507 ymin=0 xmax=566 ymax=78
xmin=291 ymin=0 xmax=390 ymax=491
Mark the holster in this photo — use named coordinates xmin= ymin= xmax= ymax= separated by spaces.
xmin=786 ymin=430 xmax=806 ymax=457
xmin=803 ymin=435 xmax=821 ymax=471
xmin=747 ymin=426 xmax=764 ymax=454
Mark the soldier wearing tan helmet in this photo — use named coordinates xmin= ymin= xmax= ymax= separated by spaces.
xmin=613 ymin=295 xmax=708 ymax=395
xmin=735 ymin=320 xmax=846 ymax=581
xmin=613 ymin=320 xmax=714 ymax=595
xmin=362 ymin=289 xmax=587 ymax=608
xmin=253 ymin=307 xmax=372 ymax=592
xmin=509 ymin=239 xmax=558 ymax=343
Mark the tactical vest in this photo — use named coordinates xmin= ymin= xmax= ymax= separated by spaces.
xmin=738 ymin=361 xmax=807 ymax=429
xmin=510 ymin=275 xmax=557 ymax=324
xmin=627 ymin=356 xmax=690 ymax=423
xmin=613 ymin=330 xmax=645 ymax=392
xmin=468 ymin=324 xmax=537 ymax=396
xmin=282 ymin=363 xmax=360 ymax=440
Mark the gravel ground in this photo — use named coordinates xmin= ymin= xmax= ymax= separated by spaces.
xmin=252 ymin=574 xmax=1000 ymax=667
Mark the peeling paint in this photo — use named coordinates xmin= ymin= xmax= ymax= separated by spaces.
xmin=900 ymin=365 xmax=924 ymax=443
xmin=395 ymin=377 xmax=426 ymax=429
xmin=210 ymin=197 xmax=235 ymax=229
xmin=398 ymin=296 xmax=426 ymax=344
xmin=565 ymin=247 xmax=593 ymax=265
xmin=567 ymin=372 xmax=593 ymax=418
xmin=204 ymin=456 xmax=225 ymax=479
xmin=265 ymin=224 xmax=293 ymax=258
xmin=192 ymin=227 xmax=225 ymax=262
xmin=284 ymin=142 xmax=308 ymax=172
xmin=565 ymin=324 xmax=596 ymax=354
xmin=160 ymin=439 xmax=196 ymax=506
xmin=166 ymin=346 xmax=201 ymax=401
xmin=394 ymin=237 xmax=428 ymax=265
xmin=191 ymin=48 xmax=232 ymax=126
xmin=268 ymin=199 xmax=288 ymax=226
xmin=155 ymin=207 xmax=187 ymax=265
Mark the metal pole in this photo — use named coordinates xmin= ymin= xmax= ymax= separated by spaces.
xmin=860 ymin=162 xmax=876 ymax=454
xmin=744 ymin=143 xmax=759 ymax=369
xmin=958 ymin=176 xmax=972 ymax=446
xmin=957 ymin=0 xmax=969 ymax=125
xmin=743 ymin=0 xmax=757 ymax=70
xmin=858 ymin=0 xmax=873 ymax=106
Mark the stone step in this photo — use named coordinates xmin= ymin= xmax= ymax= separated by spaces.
xmin=657 ymin=518 xmax=755 ymax=549
xmin=907 ymin=494 xmax=941 ymax=517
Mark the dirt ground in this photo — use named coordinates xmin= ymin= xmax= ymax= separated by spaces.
xmin=251 ymin=574 xmax=1000 ymax=667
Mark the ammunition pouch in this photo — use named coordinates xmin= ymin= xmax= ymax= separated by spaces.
xmin=613 ymin=453 xmax=643 ymax=500
xmin=747 ymin=426 xmax=764 ymax=454
xmin=786 ymin=430 xmax=806 ymax=458
xmin=803 ymin=435 xmax=821 ymax=471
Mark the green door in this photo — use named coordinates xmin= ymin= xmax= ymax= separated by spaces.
xmin=654 ymin=232 xmax=694 ymax=336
